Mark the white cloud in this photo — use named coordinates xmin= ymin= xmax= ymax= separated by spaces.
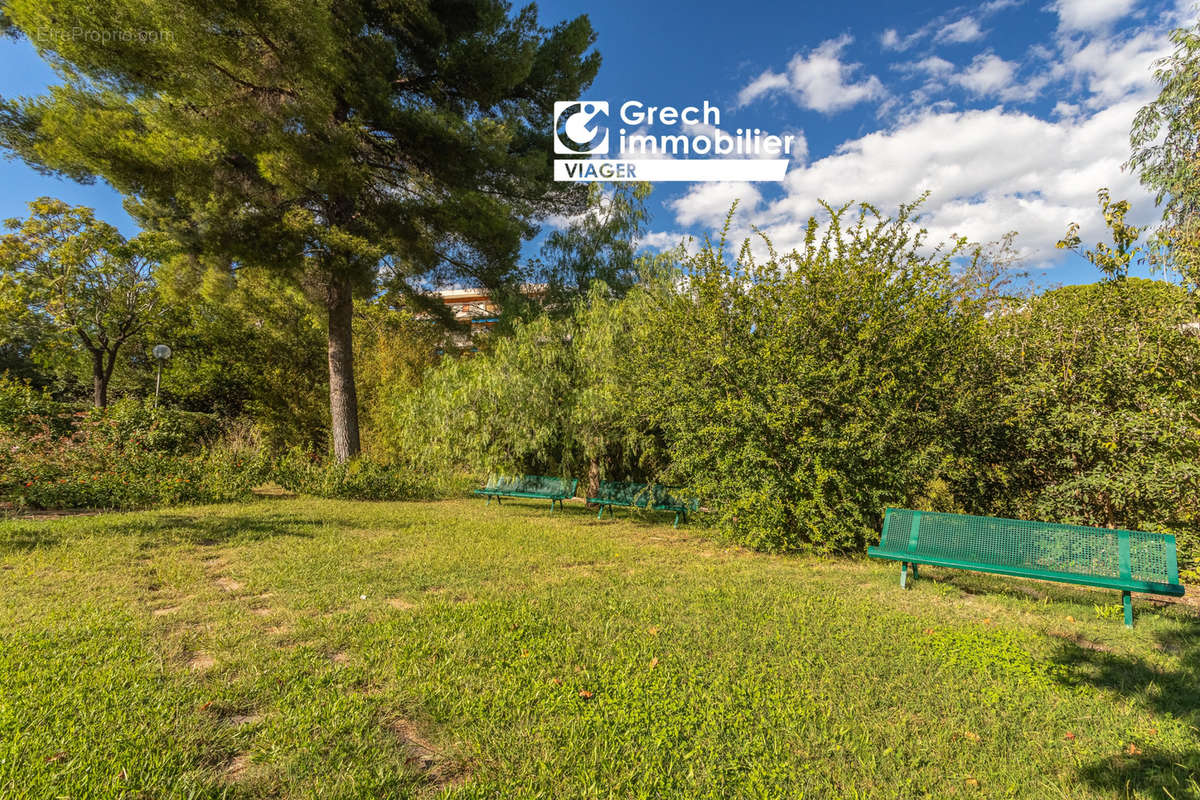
xmin=880 ymin=26 xmax=930 ymax=52
xmin=936 ymin=17 xmax=985 ymax=44
xmin=638 ymin=230 xmax=695 ymax=253
xmin=1059 ymin=28 xmax=1172 ymax=107
xmin=670 ymin=182 xmax=763 ymax=228
xmin=905 ymin=53 xmax=1044 ymax=103
xmin=737 ymin=70 xmax=790 ymax=107
xmin=1052 ymin=0 xmax=1139 ymax=31
xmin=738 ymin=35 xmax=886 ymax=113
xmin=699 ymin=0 xmax=1184 ymax=270
xmin=667 ymin=103 xmax=1156 ymax=264
xmin=1053 ymin=100 xmax=1081 ymax=118
xmin=909 ymin=56 xmax=956 ymax=77
xmin=956 ymin=54 xmax=1018 ymax=95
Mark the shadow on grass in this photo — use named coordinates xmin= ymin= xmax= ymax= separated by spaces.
xmin=480 ymin=497 xmax=700 ymax=531
xmin=1052 ymin=615 xmax=1200 ymax=799
xmin=117 ymin=512 xmax=324 ymax=547
xmin=0 ymin=510 xmax=325 ymax=553
xmin=0 ymin=523 xmax=62 ymax=553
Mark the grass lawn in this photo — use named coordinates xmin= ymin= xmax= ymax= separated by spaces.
xmin=0 ymin=498 xmax=1197 ymax=799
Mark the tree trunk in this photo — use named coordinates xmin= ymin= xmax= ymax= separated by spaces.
xmin=91 ymin=350 xmax=108 ymax=408
xmin=327 ymin=272 xmax=361 ymax=461
xmin=586 ymin=456 xmax=601 ymax=506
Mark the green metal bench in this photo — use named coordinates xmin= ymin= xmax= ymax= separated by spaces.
xmin=588 ymin=481 xmax=698 ymax=528
xmin=474 ymin=475 xmax=578 ymax=512
xmin=868 ymin=508 xmax=1185 ymax=626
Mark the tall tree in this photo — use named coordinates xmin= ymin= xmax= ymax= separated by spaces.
xmin=1128 ymin=20 xmax=1200 ymax=289
xmin=0 ymin=0 xmax=600 ymax=459
xmin=0 ymin=197 xmax=162 ymax=407
xmin=532 ymin=182 xmax=652 ymax=311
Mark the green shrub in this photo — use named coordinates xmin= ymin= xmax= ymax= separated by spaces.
xmin=635 ymin=203 xmax=978 ymax=553
xmin=948 ymin=278 xmax=1200 ymax=568
xmin=96 ymin=397 xmax=223 ymax=454
xmin=0 ymin=399 xmax=272 ymax=511
xmin=273 ymin=450 xmax=431 ymax=501
xmin=0 ymin=374 xmax=74 ymax=437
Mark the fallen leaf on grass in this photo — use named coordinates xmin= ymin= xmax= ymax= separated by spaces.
xmin=649 ymin=657 xmax=658 ymax=669
xmin=46 ymin=751 xmax=67 ymax=764
xmin=965 ymin=778 xmax=979 ymax=787
xmin=1126 ymin=743 xmax=1143 ymax=755
xmin=963 ymin=731 xmax=980 ymax=742
xmin=198 ymin=701 xmax=213 ymax=712
xmin=1064 ymin=732 xmax=1076 ymax=741
xmin=578 ymin=690 xmax=593 ymax=700
xmin=648 ymin=627 xmax=659 ymax=636
xmin=549 ymin=678 xmax=562 ymax=686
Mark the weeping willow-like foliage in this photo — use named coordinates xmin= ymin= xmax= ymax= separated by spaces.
xmin=376 ymin=283 xmax=666 ymax=492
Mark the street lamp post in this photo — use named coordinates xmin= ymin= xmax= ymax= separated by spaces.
xmin=152 ymin=344 xmax=172 ymax=408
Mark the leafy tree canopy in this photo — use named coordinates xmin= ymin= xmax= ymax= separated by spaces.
xmin=0 ymin=0 xmax=601 ymax=458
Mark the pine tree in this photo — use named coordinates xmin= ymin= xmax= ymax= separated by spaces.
xmin=0 ymin=0 xmax=600 ymax=458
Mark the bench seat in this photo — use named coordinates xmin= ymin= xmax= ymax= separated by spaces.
xmin=588 ymin=481 xmax=698 ymax=528
xmin=475 ymin=475 xmax=578 ymax=511
xmin=868 ymin=508 xmax=1185 ymax=626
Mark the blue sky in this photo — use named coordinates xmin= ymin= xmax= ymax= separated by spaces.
xmin=0 ymin=0 xmax=1191 ymax=286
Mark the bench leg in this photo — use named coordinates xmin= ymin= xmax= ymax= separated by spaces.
xmin=1123 ymin=591 xmax=1133 ymax=627
xmin=673 ymin=511 xmax=681 ymax=528
xmin=486 ymin=495 xmax=492 ymax=506
xmin=596 ymin=505 xmax=605 ymax=521
xmin=911 ymin=564 xmax=918 ymax=581
xmin=900 ymin=562 xmax=909 ymax=589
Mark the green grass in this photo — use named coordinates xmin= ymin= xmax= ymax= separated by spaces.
xmin=0 ymin=498 xmax=1196 ymax=799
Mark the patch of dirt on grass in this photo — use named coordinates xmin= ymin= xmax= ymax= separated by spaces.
xmin=1047 ymin=630 xmax=1116 ymax=653
xmin=152 ymin=605 xmax=181 ymax=617
xmin=224 ymin=753 xmax=251 ymax=782
xmin=214 ymin=576 xmax=244 ymax=592
xmin=9 ymin=509 xmax=102 ymax=521
xmin=251 ymin=484 xmax=295 ymax=498
xmin=330 ymin=650 xmax=350 ymax=664
xmin=387 ymin=598 xmax=415 ymax=610
xmin=226 ymin=712 xmax=263 ymax=726
xmin=388 ymin=718 xmax=468 ymax=791
xmin=188 ymin=652 xmax=216 ymax=672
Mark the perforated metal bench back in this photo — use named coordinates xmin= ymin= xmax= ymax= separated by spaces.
xmin=879 ymin=509 xmax=1177 ymax=585
xmin=484 ymin=475 xmax=574 ymax=497
xmin=593 ymin=481 xmax=695 ymax=510
xmin=594 ymin=481 xmax=656 ymax=507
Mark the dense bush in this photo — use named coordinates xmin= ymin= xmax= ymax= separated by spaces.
xmin=950 ymin=278 xmax=1200 ymax=564
xmin=0 ymin=393 xmax=272 ymax=510
xmin=636 ymin=204 xmax=982 ymax=553
xmin=274 ymin=449 xmax=438 ymax=501
xmin=372 ymin=206 xmax=1199 ymax=568
xmin=0 ymin=375 xmax=74 ymax=437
